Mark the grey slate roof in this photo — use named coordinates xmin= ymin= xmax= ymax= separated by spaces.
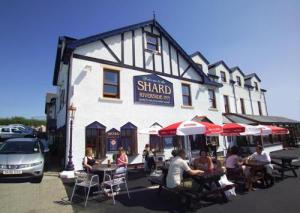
xmin=245 ymin=73 xmax=261 ymax=82
xmin=223 ymin=114 xmax=257 ymax=124
xmin=223 ymin=113 xmax=300 ymax=124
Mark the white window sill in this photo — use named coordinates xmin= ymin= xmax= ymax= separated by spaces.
xmin=208 ymin=108 xmax=218 ymax=112
xmin=98 ymin=97 xmax=123 ymax=103
xmin=181 ymin=105 xmax=194 ymax=109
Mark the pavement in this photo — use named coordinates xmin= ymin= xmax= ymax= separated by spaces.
xmin=0 ymin=148 xmax=300 ymax=213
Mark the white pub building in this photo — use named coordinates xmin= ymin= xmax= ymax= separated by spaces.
xmin=45 ymin=19 xmax=299 ymax=170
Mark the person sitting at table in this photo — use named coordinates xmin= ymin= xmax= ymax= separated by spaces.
xmin=225 ymin=146 xmax=244 ymax=176
xmin=248 ymin=145 xmax=273 ymax=175
xmin=143 ymin=144 xmax=156 ymax=172
xmin=83 ymin=147 xmax=98 ymax=173
xmin=116 ymin=147 xmax=128 ymax=173
xmin=193 ymin=149 xmax=214 ymax=172
xmin=166 ymin=149 xmax=204 ymax=190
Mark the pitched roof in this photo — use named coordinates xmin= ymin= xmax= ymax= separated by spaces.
xmin=245 ymin=73 xmax=261 ymax=82
xmin=190 ymin=51 xmax=210 ymax=65
xmin=223 ymin=113 xmax=300 ymax=124
xmin=53 ymin=19 xmax=221 ymax=87
xmin=86 ymin=121 xmax=106 ymax=129
xmin=208 ymin=60 xmax=231 ymax=72
xmin=230 ymin=66 xmax=246 ymax=77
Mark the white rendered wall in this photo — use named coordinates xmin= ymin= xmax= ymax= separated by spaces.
xmin=68 ymin=58 xmax=224 ymax=169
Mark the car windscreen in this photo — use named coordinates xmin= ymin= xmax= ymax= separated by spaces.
xmin=0 ymin=141 xmax=40 ymax=154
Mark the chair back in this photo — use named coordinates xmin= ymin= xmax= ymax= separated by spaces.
xmin=89 ymin=174 xmax=100 ymax=186
xmin=112 ymin=172 xmax=126 ymax=184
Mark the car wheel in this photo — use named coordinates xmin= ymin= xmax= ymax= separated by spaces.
xmin=31 ymin=175 xmax=43 ymax=183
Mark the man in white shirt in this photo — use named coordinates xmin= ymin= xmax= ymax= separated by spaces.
xmin=166 ymin=149 xmax=204 ymax=189
xmin=249 ymin=145 xmax=273 ymax=174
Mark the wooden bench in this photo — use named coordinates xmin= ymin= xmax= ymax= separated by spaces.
xmin=148 ymin=173 xmax=235 ymax=208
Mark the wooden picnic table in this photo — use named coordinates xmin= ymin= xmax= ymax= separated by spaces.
xmin=189 ymin=170 xmax=229 ymax=203
xmin=271 ymin=154 xmax=298 ymax=179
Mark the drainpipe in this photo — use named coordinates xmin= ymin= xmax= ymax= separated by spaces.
xmin=248 ymin=87 xmax=254 ymax=115
xmin=231 ymin=82 xmax=238 ymax=113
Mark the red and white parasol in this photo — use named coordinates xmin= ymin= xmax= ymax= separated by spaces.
xmin=222 ymin=123 xmax=262 ymax=136
xmin=158 ymin=120 xmax=222 ymax=136
xmin=255 ymin=125 xmax=289 ymax=135
xmin=139 ymin=123 xmax=162 ymax=135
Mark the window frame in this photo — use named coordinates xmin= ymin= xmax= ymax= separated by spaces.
xmin=208 ymin=89 xmax=217 ymax=109
xmin=85 ymin=128 xmax=106 ymax=159
xmin=240 ymin=98 xmax=246 ymax=114
xmin=220 ymin=71 xmax=227 ymax=83
xmin=120 ymin=129 xmax=138 ymax=155
xmin=223 ymin=95 xmax=230 ymax=113
xmin=103 ymin=69 xmax=120 ymax=99
xmin=145 ymin=32 xmax=160 ymax=53
xmin=236 ymin=76 xmax=242 ymax=87
xmin=254 ymin=82 xmax=259 ymax=91
xmin=258 ymin=101 xmax=262 ymax=116
xmin=181 ymin=83 xmax=192 ymax=106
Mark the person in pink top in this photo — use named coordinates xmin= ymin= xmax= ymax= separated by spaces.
xmin=116 ymin=147 xmax=128 ymax=173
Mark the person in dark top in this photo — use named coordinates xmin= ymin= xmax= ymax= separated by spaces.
xmin=83 ymin=147 xmax=98 ymax=173
xmin=143 ymin=144 xmax=156 ymax=172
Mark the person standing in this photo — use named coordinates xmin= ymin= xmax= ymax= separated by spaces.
xmin=143 ymin=144 xmax=156 ymax=172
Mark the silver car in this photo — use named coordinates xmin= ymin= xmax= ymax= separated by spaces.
xmin=0 ymin=138 xmax=47 ymax=183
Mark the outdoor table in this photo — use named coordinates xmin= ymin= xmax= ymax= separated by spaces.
xmin=271 ymin=155 xmax=298 ymax=179
xmin=92 ymin=164 xmax=118 ymax=183
xmin=188 ymin=170 xmax=228 ymax=202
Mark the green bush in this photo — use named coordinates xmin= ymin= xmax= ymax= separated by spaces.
xmin=0 ymin=116 xmax=46 ymax=127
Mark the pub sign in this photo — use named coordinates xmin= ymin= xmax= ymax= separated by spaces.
xmin=106 ymin=128 xmax=120 ymax=152
xmin=133 ymin=74 xmax=174 ymax=106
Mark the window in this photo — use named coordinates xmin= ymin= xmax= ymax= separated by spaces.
xmin=182 ymin=84 xmax=192 ymax=106
xmin=120 ymin=122 xmax=138 ymax=155
xmin=146 ymin=33 xmax=159 ymax=52
xmin=254 ymin=82 xmax=259 ymax=91
xmin=208 ymin=89 xmax=217 ymax=108
xmin=236 ymin=76 xmax=242 ymax=86
xmin=240 ymin=98 xmax=246 ymax=114
xmin=150 ymin=135 xmax=164 ymax=152
xmin=258 ymin=101 xmax=262 ymax=116
xmin=103 ymin=69 xmax=120 ymax=98
xmin=196 ymin=63 xmax=203 ymax=70
xmin=220 ymin=71 xmax=227 ymax=83
xmin=223 ymin=95 xmax=230 ymax=113
xmin=1 ymin=128 xmax=10 ymax=133
xmin=86 ymin=122 xmax=106 ymax=159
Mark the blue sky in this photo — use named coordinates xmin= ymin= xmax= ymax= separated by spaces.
xmin=0 ymin=0 xmax=299 ymax=120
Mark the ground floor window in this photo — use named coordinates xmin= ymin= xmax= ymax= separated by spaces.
xmin=120 ymin=122 xmax=138 ymax=155
xmin=150 ymin=135 xmax=164 ymax=153
xmin=85 ymin=121 xmax=106 ymax=159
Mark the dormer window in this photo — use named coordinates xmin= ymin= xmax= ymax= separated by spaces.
xmin=196 ymin=63 xmax=203 ymax=70
xmin=146 ymin=33 xmax=159 ymax=52
xmin=220 ymin=71 xmax=226 ymax=83
xmin=254 ymin=82 xmax=259 ymax=91
xmin=236 ymin=76 xmax=242 ymax=86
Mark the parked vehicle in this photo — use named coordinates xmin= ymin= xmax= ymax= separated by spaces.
xmin=0 ymin=126 xmax=36 ymax=141
xmin=0 ymin=138 xmax=48 ymax=183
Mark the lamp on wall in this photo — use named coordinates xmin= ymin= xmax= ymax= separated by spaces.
xmin=65 ymin=103 xmax=77 ymax=171
xmin=83 ymin=65 xmax=92 ymax=72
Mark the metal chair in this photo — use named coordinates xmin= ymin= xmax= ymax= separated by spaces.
xmin=70 ymin=171 xmax=101 ymax=207
xmin=102 ymin=171 xmax=130 ymax=204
